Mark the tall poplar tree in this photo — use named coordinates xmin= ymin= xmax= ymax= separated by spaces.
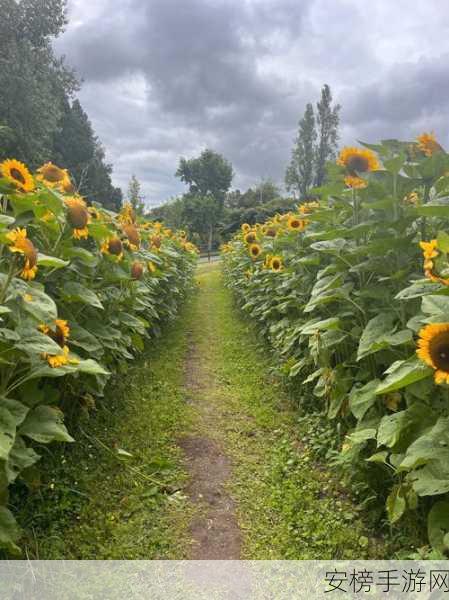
xmin=314 ymin=84 xmax=341 ymax=187
xmin=285 ymin=103 xmax=316 ymax=198
xmin=127 ymin=175 xmax=145 ymax=215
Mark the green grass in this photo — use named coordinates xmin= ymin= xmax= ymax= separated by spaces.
xmin=188 ymin=264 xmax=384 ymax=559
xmin=13 ymin=305 xmax=197 ymax=559
xmin=13 ymin=261 xmax=387 ymax=559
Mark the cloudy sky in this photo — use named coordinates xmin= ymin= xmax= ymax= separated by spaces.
xmin=55 ymin=0 xmax=449 ymax=207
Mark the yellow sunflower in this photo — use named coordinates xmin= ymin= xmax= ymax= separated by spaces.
xmin=241 ymin=223 xmax=251 ymax=233
xmin=269 ymin=256 xmax=283 ymax=272
xmin=1 ymin=159 xmax=35 ymax=192
xmin=417 ymin=132 xmax=442 ymax=157
xmin=64 ymin=196 xmax=91 ymax=239
xmin=298 ymin=201 xmax=320 ymax=215
xmin=118 ymin=202 xmax=136 ymax=225
xmin=39 ymin=319 xmax=78 ymax=368
xmin=417 ymin=323 xmax=449 ymax=384
xmin=101 ymin=237 xmax=123 ymax=260
xmin=36 ymin=162 xmax=68 ymax=187
xmin=344 ymin=175 xmax=367 ymax=189
xmin=148 ymin=261 xmax=157 ymax=273
xmin=288 ymin=215 xmax=305 ymax=231
xmin=151 ymin=235 xmax=162 ymax=250
xmin=337 ymin=147 xmax=380 ymax=174
xmin=122 ymin=223 xmax=140 ymax=250
xmin=244 ymin=231 xmax=257 ymax=244
xmin=62 ymin=176 xmax=76 ymax=195
xmin=420 ymin=239 xmax=449 ymax=286
xmin=6 ymin=228 xmax=38 ymax=280
xmin=249 ymin=243 xmax=262 ymax=259
xmin=264 ymin=226 xmax=277 ymax=238
xmin=131 ymin=261 xmax=144 ymax=280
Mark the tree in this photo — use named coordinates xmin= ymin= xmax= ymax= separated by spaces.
xmin=314 ymin=84 xmax=340 ymax=187
xmin=285 ymin=102 xmax=316 ymax=198
xmin=53 ymin=99 xmax=122 ymax=211
xmin=0 ymin=0 xmax=77 ymax=166
xmin=176 ymin=149 xmax=233 ymax=206
xmin=127 ymin=175 xmax=145 ymax=215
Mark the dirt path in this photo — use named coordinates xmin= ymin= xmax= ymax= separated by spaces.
xmin=180 ymin=274 xmax=241 ymax=559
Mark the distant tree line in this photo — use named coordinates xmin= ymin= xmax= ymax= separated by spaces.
xmin=0 ymin=0 xmax=122 ymax=210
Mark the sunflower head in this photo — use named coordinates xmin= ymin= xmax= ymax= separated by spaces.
xmin=417 ymin=132 xmax=442 ymax=157
xmin=337 ymin=147 xmax=380 ymax=174
xmin=1 ymin=159 xmax=35 ymax=192
xmin=244 ymin=231 xmax=257 ymax=244
xmin=36 ymin=162 xmax=67 ymax=185
xmin=62 ymin=176 xmax=76 ymax=195
xmin=299 ymin=201 xmax=320 ymax=215
xmin=417 ymin=323 xmax=449 ymax=385
xmin=102 ymin=237 xmax=123 ymax=259
xmin=265 ymin=227 xmax=277 ymax=238
xmin=151 ymin=235 xmax=162 ymax=249
xmin=131 ymin=261 xmax=144 ymax=280
xmin=270 ymin=256 xmax=283 ymax=272
xmin=64 ymin=196 xmax=90 ymax=239
xmin=123 ymin=224 xmax=140 ymax=249
xmin=6 ymin=228 xmax=38 ymax=280
xmin=344 ymin=175 xmax=367 ymax=189
xmin=249 ymin=243 xmax=262 ymax=259
xmin=119 ymin=202 xmax=136 ymax=225
xmin=241 ymin=223 xmax=251 ymax=233
xmin=288 ymin=215 xmax=305 ymax=231
xmin=40 ymin=319 xmax=70 ymax=348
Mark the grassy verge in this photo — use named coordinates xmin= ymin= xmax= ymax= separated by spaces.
xmin=12 ymin=305 xmax=197 ymax=559
xmin=189 ymin=264 xmax=385 ymax=559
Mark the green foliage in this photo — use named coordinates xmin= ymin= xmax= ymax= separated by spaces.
xmin=127 ymin=175 xmax=145 ymax=216
xmin=0 ymin=160 xmax=196 ymax=553
xmin=223 ymin=133 xmax=449 ymax=554
xmin=176 ymin=149 xmax=234 ymax=205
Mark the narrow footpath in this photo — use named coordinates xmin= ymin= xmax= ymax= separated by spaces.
xmin=16 ymin=262 xmax=382 ymax=559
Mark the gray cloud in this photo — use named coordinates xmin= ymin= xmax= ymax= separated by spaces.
xmin=55 ymin=0 xmax=449 ymax=206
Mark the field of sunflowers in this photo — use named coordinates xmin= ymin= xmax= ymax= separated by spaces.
xmin=222 ymin=133 xmax=449 ymax=555
xmin=0 ymin=159 xmax=197 ymax=553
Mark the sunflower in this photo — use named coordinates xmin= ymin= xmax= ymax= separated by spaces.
xmin=420 ymin=239 xmax=449 ymax=286
xmin=131 ymin=261 xmax=144 ymax=280
xmin=299 ymin=201 xmax=320 ymax=215
xmin=241 ymin=223 xmax=251 ymax=233
xmin=62 ymin=176 xmax=76 ymax=195
xmin=118 ymin=202 xmax=136 ymax=225
xmin=39 ymin=319 xmax=78 ymax=368
xmin=123 ymin=224 xmax=140 ymax=250
xmin=269 ymin=256 xmax=283 ymax=272
xmin=417 ymin=132 xmax=442 ymax=157
xmin=288 ymin=215 xmax=305 ymax=231
xmin=249 ymin=243 xmax=262 ymax=259
xmin=244 ymin=231 xmax=257 ymax=244
xmin=344 ymin=175 xmax=367 ymax=189
xmin=36 ymin=162 xmax=68 ymax=187
xmin=151 ymin=235 xmax=162 ymax=250
xmin=64 ymin=196 xmax=90 ymax=239
xmin=0 ymin=159 xmax=35 ymax=192
xmin=148 ymin=261 xmax=157 ymax=273
xmin=101 ymin=237 xmax=123 ymax=260
xmin=337 ymin=147 xmax=380 ymax=174
xmin=417 ymin=323 xmax=449 ymax=384
xmin=403 ymin=191 xmax=419 ymax=206
xmin=264 ymin=227 xmax=277 ymax=238
xmin=6 ymin=228 xmax=38 ymax=280
xmin=88 ymin=206 xmax=101 ymax=220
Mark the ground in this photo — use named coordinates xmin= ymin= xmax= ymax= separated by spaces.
xmin=13 ymin=262 xmax=383 ymax=559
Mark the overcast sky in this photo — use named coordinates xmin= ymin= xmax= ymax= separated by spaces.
xmin=54 ymin=0 xmax=449 ymax=207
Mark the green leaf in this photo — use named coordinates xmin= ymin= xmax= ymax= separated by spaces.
xmin=0 ymin=506 xmax=21 ymax=553
xmin=349 ymin=379 xmax=380 ymax=420
xmin=62 ymin=282 xmax=104 ymax=309
xmin=396 ymin=280 xmax=443 ymax=300
xmin=37 ymin=254 xmax=70 ymax=269
xmin=0 ymin=215 xmax=15 ymax=227
xmin=300 ymin=317 xmax=340 ymax=335
xmin=422 ymin=295 xmax=449 ymax=317
xmin=437 ymin=231 xmax=449 ymax=253
xmin=347 ymin=427 xmax=377 ymax=445
xmin=0 ymin=398 xmax=29 ymax=461
xmin=15 ymin=330 xmax=62 ymax=357
xmin=400 ymin=417 xmax=449 ymax=471
xmin=386 ymin=484 xmax=407 ymax=523
xmin=412 ymin=464 xmax=449 ymax=496
xmin=19 ymin=406 xmax=74 ymax=444
xmin=428 ymin=501 xmax=449 ymax=552
xmin=5 ymin=437 xmax=40 ymax=483
xmin=375 ymin=357 xmax=432 ymax=395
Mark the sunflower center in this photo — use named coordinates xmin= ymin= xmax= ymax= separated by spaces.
xmin=11 ymin=168 xmax=26 ymax=184
xmin=68 ymin=204 xmax=89 ymax=229
xmin=272 ymin=260 xmax=280 ymax=269
xmin=430 ymin=335 xmax=449 ymax=371
xmin=43 ymin=165 xmax=65 ymax=182
xmin=347 ymin=155 xmax=369 ymax=174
